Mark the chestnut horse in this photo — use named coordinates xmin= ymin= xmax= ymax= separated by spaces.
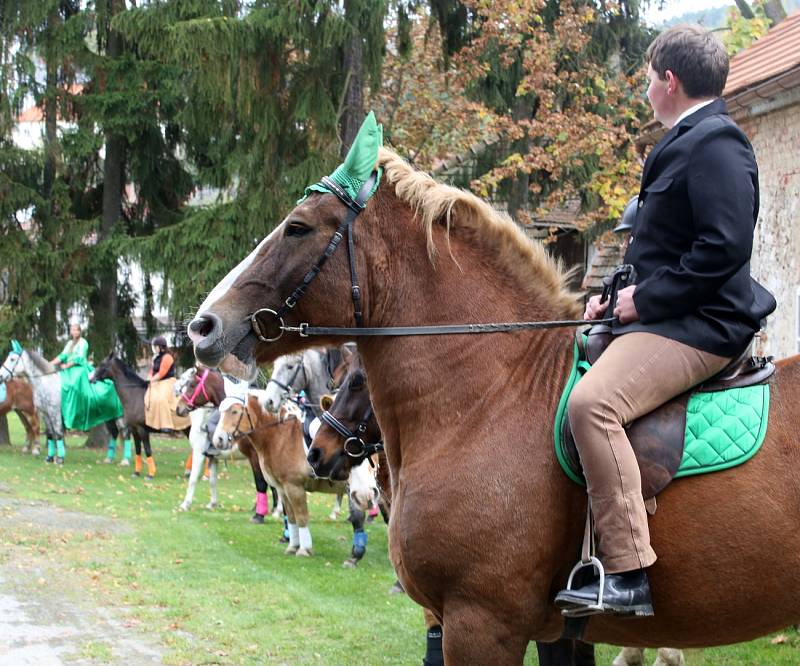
xmin=0 ymin=378 xmax=40 ymax=455
xmin=188 ymin=146 xmax=800 ymax=662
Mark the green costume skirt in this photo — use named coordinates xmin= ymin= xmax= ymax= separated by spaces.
xmin=60 ymin=364 xmax=123 ymax=431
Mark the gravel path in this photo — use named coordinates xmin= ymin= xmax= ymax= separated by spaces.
xmin=0 ymin=492 xmax=165 ymax=665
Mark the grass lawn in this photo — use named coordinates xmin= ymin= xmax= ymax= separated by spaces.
xmin=0 ymin=418 xmax=797 ymax=664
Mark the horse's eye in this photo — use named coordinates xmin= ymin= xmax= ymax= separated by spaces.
xmin=285 ymin=221 xmax=311 ymax=237
xmin=349 ymin=372 xmax=365 ymax=390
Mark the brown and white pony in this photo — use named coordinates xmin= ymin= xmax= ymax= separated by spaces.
xmin=0 ymin=378 xmax=40 ymax=455
xmin=212 ymin=392 xmax=379 ymax=565
xmin=188 ymin=146 xmax=800 ymax=663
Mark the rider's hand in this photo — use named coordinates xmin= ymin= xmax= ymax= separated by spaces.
xmin=614 ymin=285 xmax=640 ymax=324
xmin=584 ymin=294 xmax=608 ymax=321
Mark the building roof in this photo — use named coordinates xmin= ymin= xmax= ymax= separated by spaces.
xmin=723 ymin=10 xmax=800 ymax=96
xmin=582 ymin=239 xmax=625 ymax=291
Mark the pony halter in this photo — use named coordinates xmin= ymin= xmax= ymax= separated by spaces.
xmin=249 ymin=172 xmax=378 ymax=342
xmin=180 ymin=368 xmax=210 ymax=409
xmin=0 ymin=352 xmax=22 ymax=382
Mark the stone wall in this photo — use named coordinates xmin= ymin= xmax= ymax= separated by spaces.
xmin=739 ymin=99 xmax=800 ymax=359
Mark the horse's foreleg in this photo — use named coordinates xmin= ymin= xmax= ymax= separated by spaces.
xmin=441 ymin=605 xmax=528 ymax=666
xmin=343 ymin=507 xmax=367 ymax=568
xmin=281 ymin=491 xmax=299 ymax=554
xmin=284 ymin=485 xmax=311 ymax=556
xmin=422 ymin=609 xmax=443 ymax=666
xmin=329 ymin=490 xmax=343 ymax=520
xmin=250 ymin=457 xmax=269 ymax=524
xmin=206 ymin=458 xmax=219 ymax=509
xmin=654 ymin=649 xmax=685 ymax=666
xmin=180 ymin=436 xmax=206 ymax=511
xmin=271 ymin=486 xmax=283 ymax=518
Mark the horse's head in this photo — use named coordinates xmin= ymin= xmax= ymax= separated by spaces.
xmin=91 ymin=352 xmax=115 ymax=383
xmin=0 ymin=346 xmax=23 ymax=382
xmin=307 ymin=350 xmax=381 ymax=481
xmin=212 ymin=396 xmax=253 ymax=450
xmin=187 ymin=113 xmax=389 ymax=378
xmin=263 ymin=353 xmax=306 ymax=412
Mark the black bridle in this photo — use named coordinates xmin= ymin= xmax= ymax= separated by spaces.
xmin=249 ymin=173 xmax=378 ymax=343
xmin=245 ymin=170 xmax=626 ymax=341
xmin=320 ymin=404 xmax=384 ymax=464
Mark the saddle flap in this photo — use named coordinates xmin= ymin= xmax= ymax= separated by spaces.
xmin=562 ymin=393 xmax=688 ymax=500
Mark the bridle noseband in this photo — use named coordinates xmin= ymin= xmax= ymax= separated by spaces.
xmin=320 ymin=403 xmax=383 ymax=464
xmin=249 ymin=172 xmax=378 ymax=342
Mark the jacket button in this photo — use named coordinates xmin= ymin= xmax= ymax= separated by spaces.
xmin=638 ymin=200 xmax=644 ymax=208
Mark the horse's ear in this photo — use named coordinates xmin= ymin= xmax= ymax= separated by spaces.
xmin=341 ymin=345 xmax=355 ymax=363
xmin=11 ymin=340 xmax=22 ymax=354
xmin=320 ymin=394 xmax=334 ymax=411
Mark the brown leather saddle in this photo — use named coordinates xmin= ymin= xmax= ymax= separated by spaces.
xmin=561 ymin=328 xmax=775 ymax=500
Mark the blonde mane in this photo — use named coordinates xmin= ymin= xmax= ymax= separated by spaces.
xmin=376 ymin=148 xmax=582 ymax=317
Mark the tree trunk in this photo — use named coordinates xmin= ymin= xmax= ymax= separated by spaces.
xmin=37 ymin=7 xmax=61 ymax=355
xmin=340 ymin=0 xmax=365 ymax=157
xmin=90 ymin=0 xmax=126 ymax=358
xmin=83 ymin=424 xmax=108 ymax=449
xmin=762 ymin=0 xmax=787 ymax=25
xmin=734 ymin=0 xmax=756 ymax=20
xmin=0 ymin=414 xmax=9 ymax=446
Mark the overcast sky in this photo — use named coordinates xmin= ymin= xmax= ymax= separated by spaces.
xmin=644 ymin=0 xmax=730 ymax=24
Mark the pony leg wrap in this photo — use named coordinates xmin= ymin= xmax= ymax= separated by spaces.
xmin=423 ymin=625 xmax=444 ymax=666
xmin=106 ymin=439 xmax=117 ymax=459
xmin=122 ymin=440 xmax=132 ymax=461
xmin=298 ymin=527 xmax=312 ymax=551
xmin=56 ymin=440 xmax=65 ymax=458
xmin=135 ymin=454 xmax=143 ymax=474
xmin=288 ymin=523 xmax=300 ymax=548
xmin=47 ymin=440 xmax=56 ymax=457
xmin=352 ymin=529 xmax=368 ymax=558
xmin=146 ymin=456 xmax=156 ymax=477
xmin=255 ymin=492 xmax=269 ymax=516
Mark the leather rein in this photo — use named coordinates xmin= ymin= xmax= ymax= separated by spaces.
xmin=247 ymin=171 xmax=616 ymax=341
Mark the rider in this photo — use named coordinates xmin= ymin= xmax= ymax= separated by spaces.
xmin=555 ymin=25 xmax=776 ymax=617
xmin=48 ymin=322 xmax=89 ymax=464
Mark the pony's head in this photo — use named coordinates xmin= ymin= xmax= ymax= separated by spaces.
xmin=307 ymin=350 xmax=381 ymax=481
xmin=0 ymin=341 xmax=24 ymax=382
xmin=212 ymin=397 xmax=251 ymax=449
xmin=347 ymin=457 xmax=380 ymax=512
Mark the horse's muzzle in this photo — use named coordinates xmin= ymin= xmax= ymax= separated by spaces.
xmin=190 ymin=312 xmax=226 ymax=366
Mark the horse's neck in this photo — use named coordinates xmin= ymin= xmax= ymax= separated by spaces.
xmin=361 ymin=325 xmax=576 ymax=467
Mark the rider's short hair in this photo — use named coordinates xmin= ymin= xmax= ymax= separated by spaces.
xmin=646 ymin=24 xmax=729 ymax=98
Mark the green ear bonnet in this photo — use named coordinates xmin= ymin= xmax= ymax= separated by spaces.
xmin=10 ymin=340 xmax=22 ymax=354
xmin=299 ymin=111 xmax=383 ymax=204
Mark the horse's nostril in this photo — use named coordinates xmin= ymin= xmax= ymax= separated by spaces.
xmin=190 ymin=315 xmax=215 ymax=338
xmin=307 ymin=447 xmax=322 ymax=467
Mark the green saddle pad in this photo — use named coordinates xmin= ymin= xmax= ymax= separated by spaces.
xmin=555 ymin=341 xmax=770 ymax=486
